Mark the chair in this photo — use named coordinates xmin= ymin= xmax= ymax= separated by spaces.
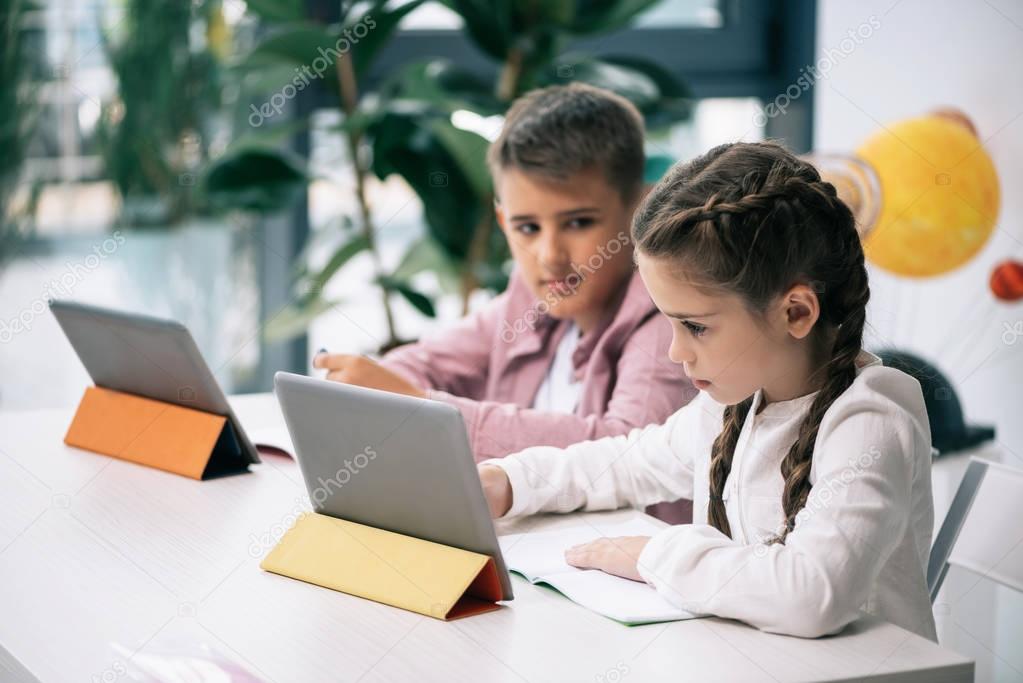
xmin=928 ymin=457 xmax=1023 ymax=602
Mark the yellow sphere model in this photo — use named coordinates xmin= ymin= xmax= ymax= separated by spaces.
xmin=856 ymin=113 xmax=1000 ymax=277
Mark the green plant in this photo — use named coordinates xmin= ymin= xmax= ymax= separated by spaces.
xmin=206 ymin=0 xmax=431 ymax=348
xmin=97 ymin=0 xmax=228 ymax=227
xmin=0 ymin=0 xmax=41 ymax=267
xmin=204 ymin=0 xmax=692 ymax=350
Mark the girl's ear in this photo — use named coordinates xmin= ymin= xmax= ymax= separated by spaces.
xmin=781 ymin=284 xmax=821 ymax=340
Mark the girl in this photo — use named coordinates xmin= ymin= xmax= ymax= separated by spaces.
xmin=478 ymin=141 xmax=937 ymax=640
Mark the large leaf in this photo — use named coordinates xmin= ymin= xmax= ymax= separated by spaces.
xmin=441 ymin=0 xmax=659 ymax=79
xmin=392 ymin=236 xmax=463 ymax=294
xmin=240 ymin=1 xmax=425 ymax=78
xmin=439 ymin=0 xmax=514 ymax=61
xmin=349 ymin=0 xmax=427 ymax=77
xmin=601 ymin=54 xmax=693 ymax=124
xmin=538 ymin=55 xmax=692 ymax=128
xmin=228 ymin=60 xmax=302 ymax=97
xmin=542 ymin=56 xmax=660 ymax=110
xmin=603 ymin=55 xmax=690 ymax=98
xmin=511 ymin=0 xmax=575 ymax=29
xmin=426 ymin=119 xmax=492 ymax=200
xmin=369 ymin=111 xmax=484 ymax=260
xmin=243 ymin=22 xmax=342 ymax=69
xmin=290 ymin=214 xmax=356 ymax=283
xmin=226 ymin=116 xmax=311 ymax=153
xmin=244 ymin=0 xmax=305 ymax=23
xmin=264 ymin=297 xmax=339 ymax=342
xmin=204 ymin=148 xmax=307 ymax=213
xmin=332 ymin=95 xmax=433 ymax=138
xmin=515 ymin=30 xmax=567 ymax=93
xmin=568 ymin=0 xmax=661 ymax=34
xmin=377 ymin=59 xmax=499 ymax=115
xmin=378 ymin=275 xmax=437 ymax=317
xmin=308 ymin=233 xmax=371 ymax=295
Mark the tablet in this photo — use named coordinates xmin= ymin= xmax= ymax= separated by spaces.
xmin=273 ymin=371 xmax=514 ymax=600
xmin=49 ymin=299 xmax=261 ymax=466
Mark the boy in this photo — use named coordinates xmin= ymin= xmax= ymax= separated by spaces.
xmin=315 ymin=83 xmax=696 ymax=521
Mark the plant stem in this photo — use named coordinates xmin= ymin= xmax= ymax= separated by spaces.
xmin=334 ymin=45 xmax=399 ymax=348
xmin=459 ymin=47 xmax=525 ymax=311
xmin=496 ymin=46 xmax=524 ymax=103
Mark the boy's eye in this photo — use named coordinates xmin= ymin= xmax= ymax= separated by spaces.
xmin=682 ymin=320 xmax=707 ymax=337
xmin=514 ymin=223 xmax=540 ymax=235
xmin=566 ymin=217 xmax=595 ymax=230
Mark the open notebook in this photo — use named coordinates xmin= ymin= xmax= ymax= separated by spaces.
xmin=248 ymin=426 xmax=296 ymax=458
xmin=499 ymin=516 xmax=703 ymax=626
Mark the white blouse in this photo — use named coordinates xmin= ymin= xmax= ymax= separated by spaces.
xmin=530 ymin=324 xmax=582 ymax=414
xmin=484 ymin=351 xmax=937 ymax=640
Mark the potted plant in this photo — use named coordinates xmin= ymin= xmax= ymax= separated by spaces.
xmin=203 ymin=0 xmax=692 ymax=351
xmin=96 ymin=0 xmax=228 ymax=227
xmin=0 ymin=0 xmax=41 ymax=269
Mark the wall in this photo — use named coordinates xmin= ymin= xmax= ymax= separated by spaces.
xmin=814 ymin=1 xmax=1023 ymax=680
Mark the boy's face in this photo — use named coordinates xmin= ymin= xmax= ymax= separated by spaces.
xmin=495 ymin=167 xmax=637 ymax=332
xmin=636 ymin=251 xmax=807 ymax=406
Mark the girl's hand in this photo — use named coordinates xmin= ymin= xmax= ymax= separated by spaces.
xmin=565 ymin=536 xmax=651 ymax=582
xmin=478 ymin=464 xmax=513 ymax=518
xmin=313 ymin=353 xmax=426 ymax=399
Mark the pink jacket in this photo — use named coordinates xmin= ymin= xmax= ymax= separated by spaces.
xmin=382 ymin=269 xmax=697 ymax=460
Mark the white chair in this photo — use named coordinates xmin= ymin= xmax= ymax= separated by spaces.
xmin=928 ymin=457 xmax=1023 ymax=602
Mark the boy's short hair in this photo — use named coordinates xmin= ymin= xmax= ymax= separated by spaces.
xmin=487 ymin=83 xmax=646 ymax=202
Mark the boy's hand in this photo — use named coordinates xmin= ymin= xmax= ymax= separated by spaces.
xmin=565 ymin=536 xmax=651 ymax=582
xmin=478 ymin=464 xmax=513 ymax=518
xmin=313 ymin=353 xmax=425 ymax=399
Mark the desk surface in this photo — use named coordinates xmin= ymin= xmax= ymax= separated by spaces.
xmin=0 ymin=393 xmax=973 ymax=683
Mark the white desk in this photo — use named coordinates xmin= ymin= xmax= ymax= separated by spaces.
xmin=0 ymin=394 xmax=973 ymax=683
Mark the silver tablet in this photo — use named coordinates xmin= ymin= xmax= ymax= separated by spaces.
xmin=49 ymin=299 xmax=261 ymax=472
xmin=274 ymin=371 xmax=514 ymax=601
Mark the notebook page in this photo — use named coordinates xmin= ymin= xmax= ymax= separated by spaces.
xmin=499 ymin=516 xmax=665 ymax=579
xmin=536 ymin=569 xmax=698 ymax=625
xmin=499 ymin=515 xmax=700 ymax=624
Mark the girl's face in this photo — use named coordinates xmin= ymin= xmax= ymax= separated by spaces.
xmin=636 ymin=251 xmax=820 ymax=405
xmin=495 ymin=167 xmax=637 ymax=333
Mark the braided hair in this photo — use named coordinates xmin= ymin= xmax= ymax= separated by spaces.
xmin=633 ymin=142 xmax=870 ymax=543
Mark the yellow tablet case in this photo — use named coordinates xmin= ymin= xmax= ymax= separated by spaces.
xmin=260 ymin=512 xmax=504 ymax=620
xmin=64 ymin=386 xmax=249 ymax=480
